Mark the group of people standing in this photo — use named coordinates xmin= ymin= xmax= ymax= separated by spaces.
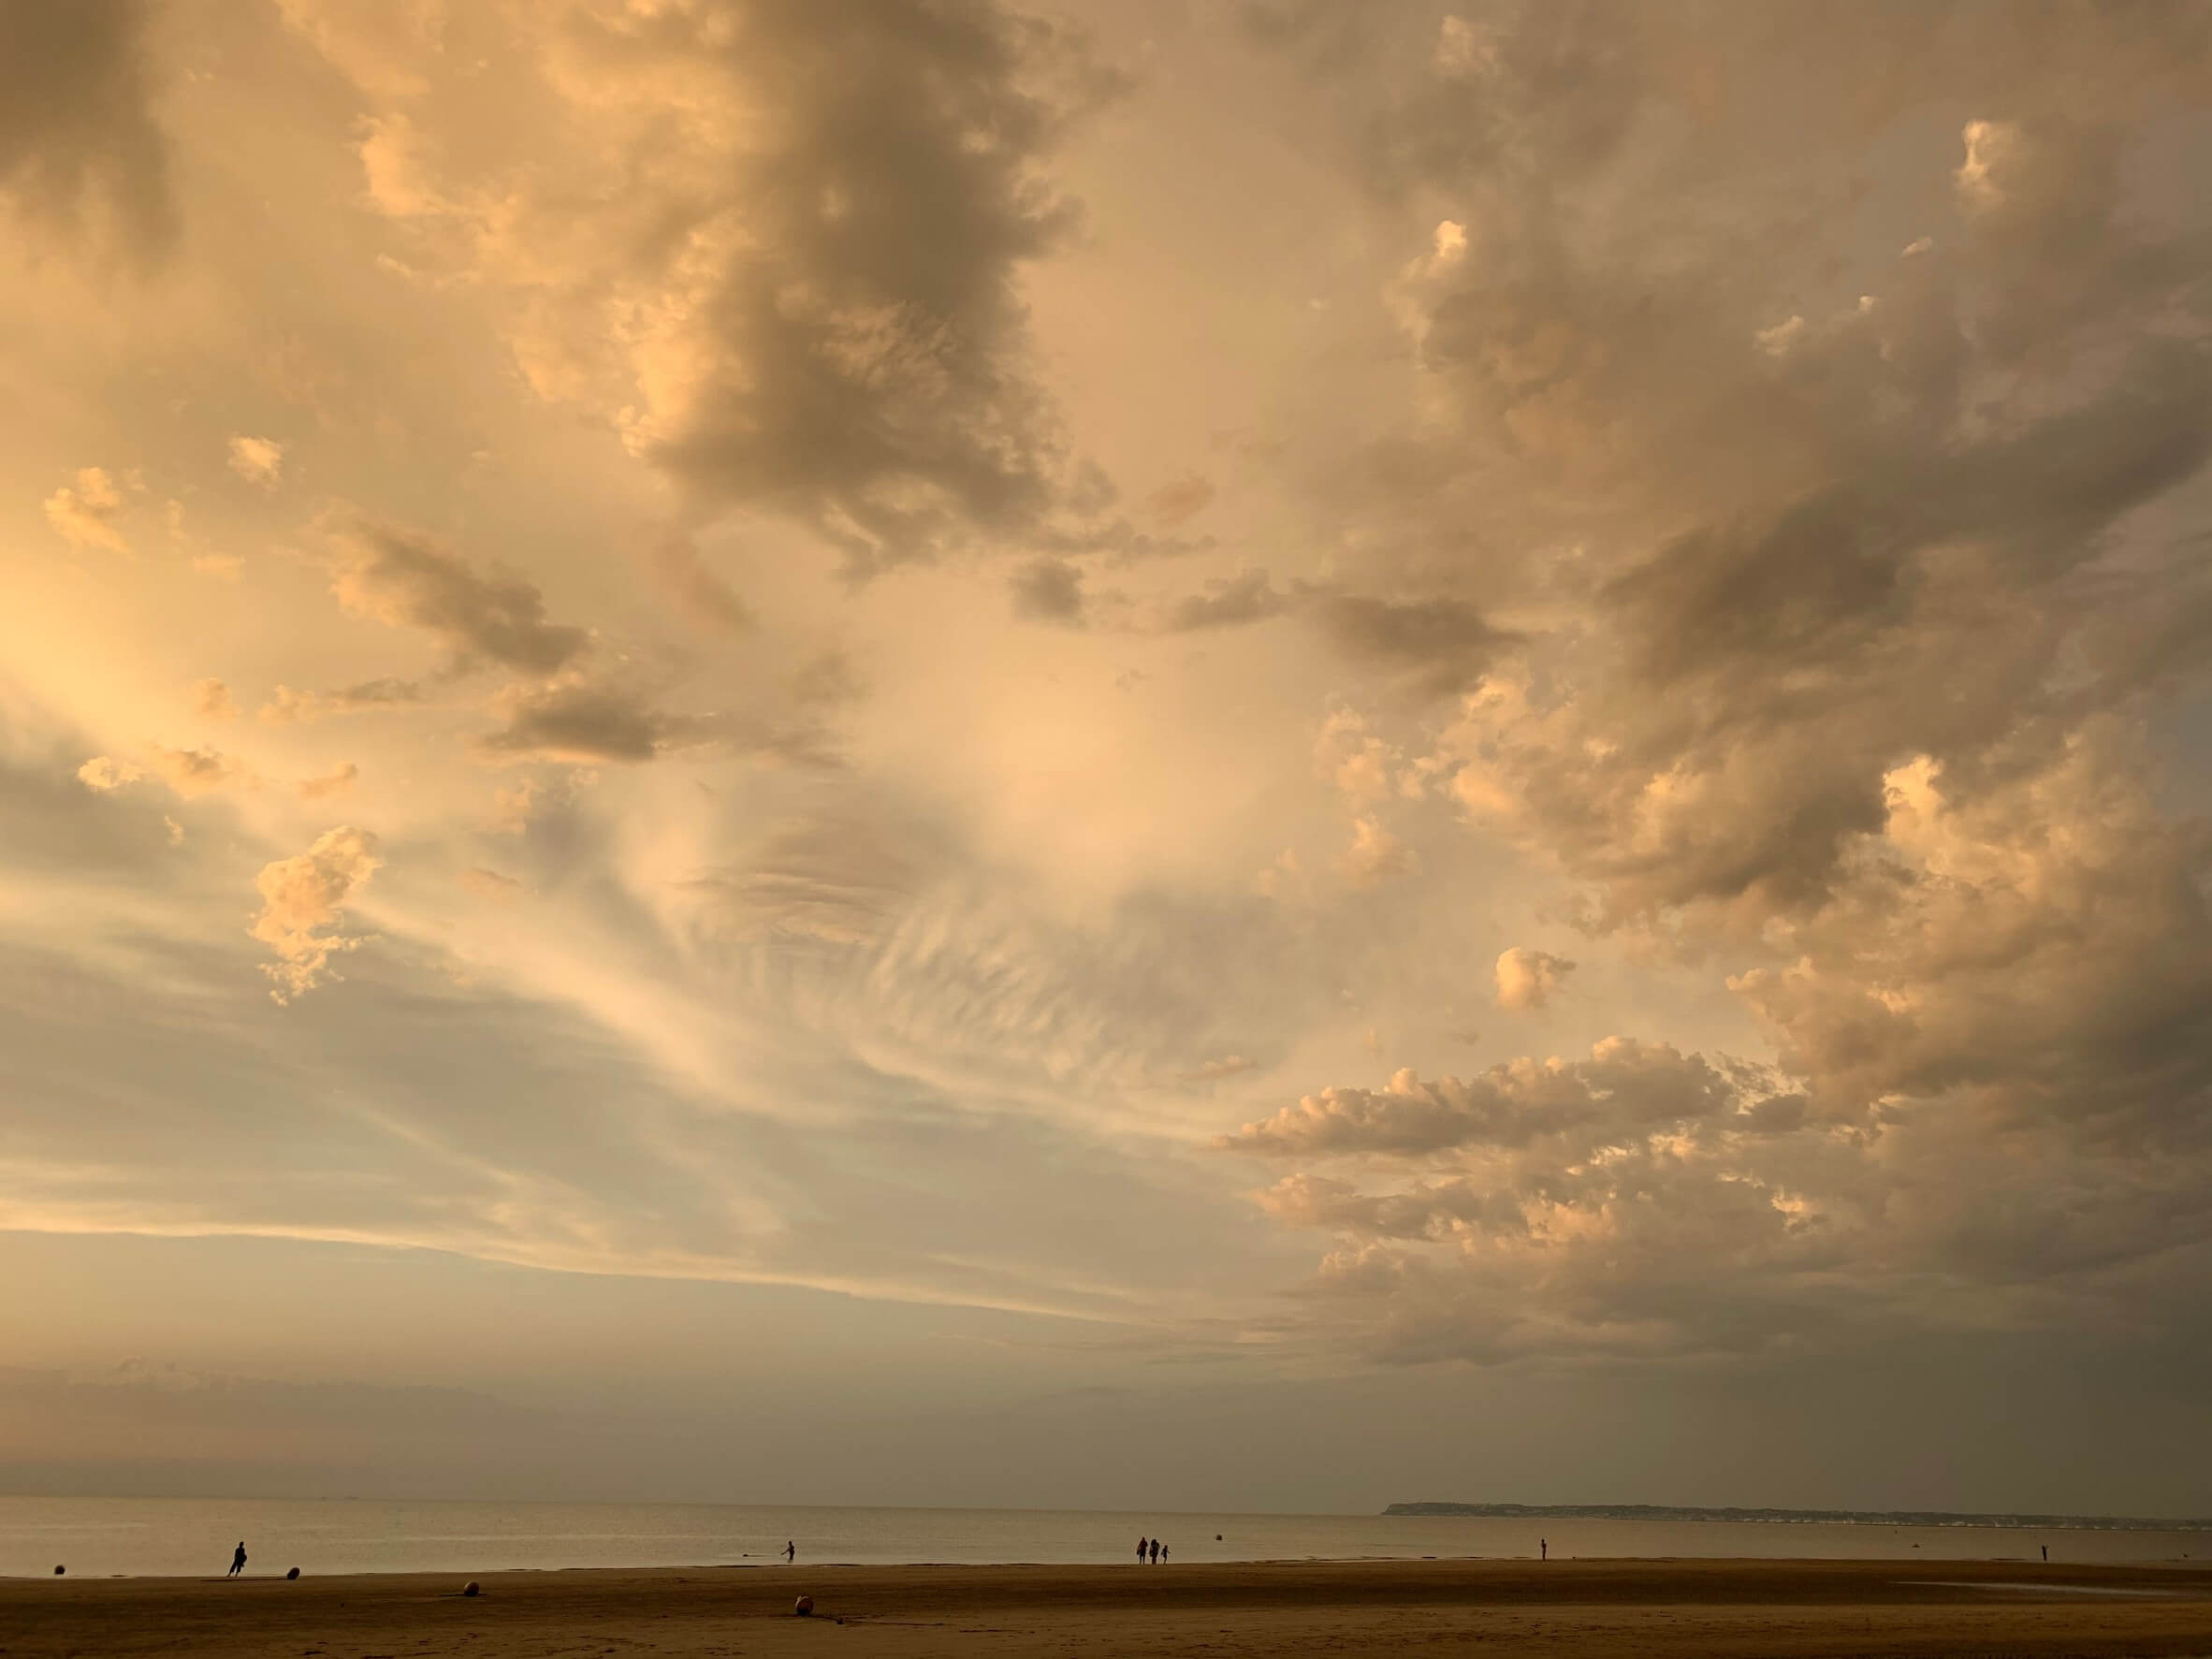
xmin=1134 ymin=1535 xmax=1169 ymax=1564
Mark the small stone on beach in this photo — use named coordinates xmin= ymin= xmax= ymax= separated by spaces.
xmin=794 ymin=1594 xmax=815 ymax=1617
xmin=461 ymin=1581 xmax=481 ymax=1597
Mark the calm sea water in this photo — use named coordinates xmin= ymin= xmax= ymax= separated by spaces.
xmin=2 ymin=1496 xmax=2205 ymax=1579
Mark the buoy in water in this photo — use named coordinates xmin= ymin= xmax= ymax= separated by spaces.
xmin=794 ymin=1594 xmax=815 ymax=1617
xmin=53 ymin=1565 xmax=65 ymax=1576
xmin=286 ymin=1567 xmax=300 ymax=1580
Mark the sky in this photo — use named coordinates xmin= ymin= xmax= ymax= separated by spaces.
xmin=3 ymin=0 xmax=2211 ymax=1520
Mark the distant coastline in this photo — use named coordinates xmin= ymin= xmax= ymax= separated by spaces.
xmin=1381 ymin=1503 xmax=2212 ymax=1533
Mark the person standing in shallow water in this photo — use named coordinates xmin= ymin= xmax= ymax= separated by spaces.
xmin=1539 ymin=1538 xmax=1548 ymax=1563
xmin=1136 ymin=1536 xmax=1148 ymax=1564
xmin=784 ymin=1540 xmax=795 ymax=1564
xmin=228 ymin=1541 xmax=247 ymax=1578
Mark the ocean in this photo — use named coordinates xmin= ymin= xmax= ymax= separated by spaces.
xmin=3 ymin=1496 xmax=2205 ymax=1579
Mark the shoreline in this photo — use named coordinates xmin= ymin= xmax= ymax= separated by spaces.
xmin=12 ymin=1547 xmax=2212 ymax=1583
xmin=11 ymin=1557 xmax=2212 ymax=1658
xmin=1383 ymin=1504 xmax=2212 ymax=1532
xmin=13 ymin=1494 xmax=2208 ymax=1580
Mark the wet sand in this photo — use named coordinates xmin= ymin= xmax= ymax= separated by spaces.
xmin=9 ymin=1557 xmax=2212 ymax=1657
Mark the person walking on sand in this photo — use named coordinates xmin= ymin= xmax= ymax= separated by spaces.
xmin=785 ymin=1540 xmax=795 ymax=1564
xmin=1159 ymin=1544 xmax=1170 ymax=1564
xmin=1136 ymin=1535 xmax=1149 ymax=1564
xmin=228 ymin=1541 xmax=247 ymax=1578
xmin=1148 ymin=1538 xmax=1160 ymax=1565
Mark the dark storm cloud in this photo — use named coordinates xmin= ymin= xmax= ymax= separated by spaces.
xmin=377 ymin=0 xmax=1127 ymax=575
xmin=1284 ymin=1 xmax=2212 ymax=929
xmin=329 ymin=521 xmax=589 ymax=677
xmin=477 ymin=682 xmax=668 ymax=763
xmin=1611 ymin=358 xmax=2212 ymax=696
xmin=476 ymin=680 xmax=834 ymax=767
xmin=0 ymin=0 xmax=175 ymax=262
xmin=1009 ymin=555 xmax=1085 ymax=624
xmin=1317 ymin=593 xmax=1515 ymax=700
xmin=1161 ymin=569 xmax=1288 ymax=633
xmin=1231 ymin=1 xmax=2212 ymax=1363
xmin=632 ymin=1 xmax=1110 ymax=562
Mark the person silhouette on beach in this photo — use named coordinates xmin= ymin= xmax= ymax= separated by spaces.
xmin=228 ymin=1542 xmax=247 ymax=1578
xmin=1539 ymin=1538 xmax=1547 ymax=1563
xmin=785 ymin=1540 xmax=795 ymax=1564
xmin=1159 ymin=1544 xmax=1170 ymax=1564
xmin=1136 ymin=1536 xmax=1149 ymax=1564
xmin=1148 ymin=1538 xmax=1160 ymax=1564
xmin=2042 ymin=1545 xmax=2048 ymax=1563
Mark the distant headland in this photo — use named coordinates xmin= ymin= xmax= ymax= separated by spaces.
xmin=1381 ymin=1503 xmax=2212 ymax=1532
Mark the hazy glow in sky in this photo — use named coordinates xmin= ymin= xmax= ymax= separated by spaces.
xmin=4 ymin=0 xmax=2212 ymax=1515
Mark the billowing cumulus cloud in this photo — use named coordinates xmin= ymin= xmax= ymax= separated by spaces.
xmin=191 ymin=678 xmax=237 ymax=720
xmin=1341 ymin=815 xmax=1417 ymax=887
xmin=43 ymin=467 xmax=128 ymax=551
xmin=1312 ymin=706 xmax=1411 ymax=807
xmin=226 ymin=435 xmax=285 ymax=488
xmin=1492 ymin=946 xmax=1572 ymax=1012
xmin=82 ymin=744 xmax=251 ymax=796
xmin=143 ymin=743 xmax=246 ymax=796
xmin=1232 ymin=721 xmax=2212 ymax=1363
xmin=1224 ymin=1041 xmax=1743 ymax=1160
xmin=249 ymin=826 xmax=383 ymax=1003
xmin=76 ymin=756 xmax=143 ymax=793
xmin=342 ymin=0 xmax=1122 ymax=574
xmin=260 ymin=678 xmax=423 ymax=724
xmin=1219 ymin=0 xmax=2212 ymax=1366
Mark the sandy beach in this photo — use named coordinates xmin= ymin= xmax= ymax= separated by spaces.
xmin=8 ymin=1557 xmax=2212 ymax=1658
